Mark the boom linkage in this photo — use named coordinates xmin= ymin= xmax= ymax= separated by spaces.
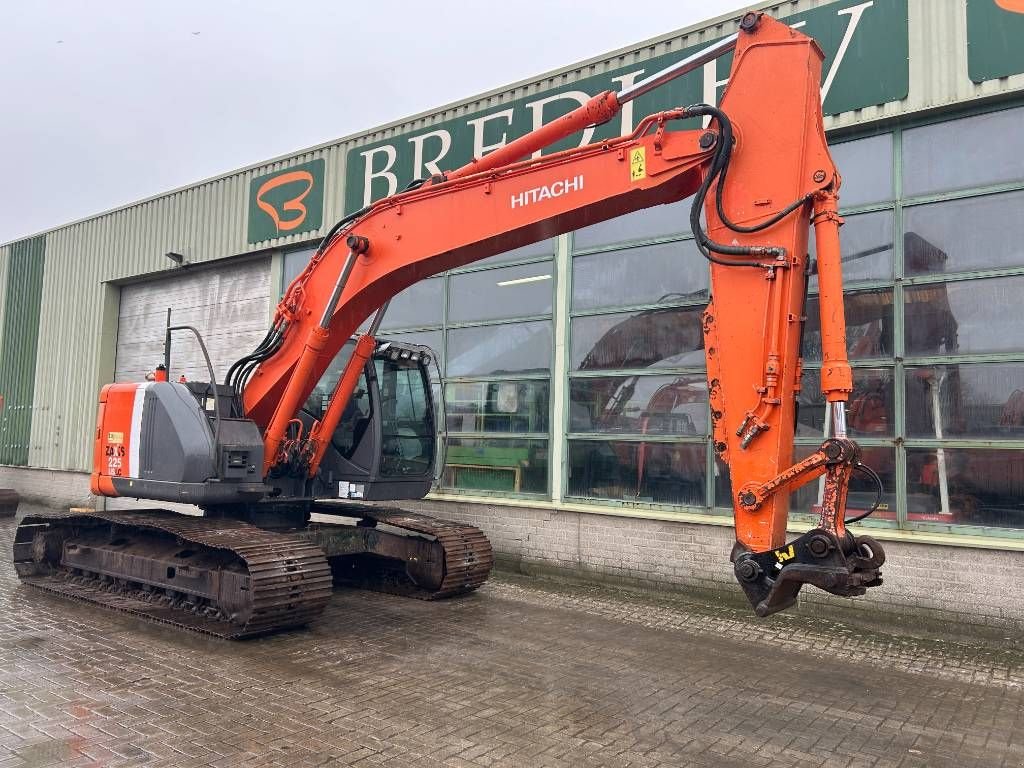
xmin=240 ymin=12 xmax=885 ymax=616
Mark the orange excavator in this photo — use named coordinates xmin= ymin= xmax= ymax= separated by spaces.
xmin=13 ymin=12 xmax=884 ymax=637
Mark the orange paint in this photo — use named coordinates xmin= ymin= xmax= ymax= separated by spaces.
xmin=255 ymin=170 xmax=315 ymax=233
xmin=90 ymin=383 xmax=140 ymax=495
xmin=995 ymin=0 xmax=1024 ymax=13
xmin=239 ymin=16 xmax=855 ymax=553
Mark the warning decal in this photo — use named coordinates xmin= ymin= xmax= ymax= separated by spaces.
xmin=629 ymin=147 xmax=646 ymax=182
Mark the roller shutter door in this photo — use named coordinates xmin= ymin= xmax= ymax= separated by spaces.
xmin=115 ymin=258 xmax=271 ymax=384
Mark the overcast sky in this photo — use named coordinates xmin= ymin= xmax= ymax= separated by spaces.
xmin=0 ymin=0 xmax=745 ymax=244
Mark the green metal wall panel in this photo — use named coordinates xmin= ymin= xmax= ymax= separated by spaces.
xmin=967 ymin=0 xmax=1024 ymax=83
xmin=0 ymin=235 xmax=46 ymax=465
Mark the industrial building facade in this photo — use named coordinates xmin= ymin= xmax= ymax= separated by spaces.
xmin=3 ymin=0 xmax=1024 ymax=628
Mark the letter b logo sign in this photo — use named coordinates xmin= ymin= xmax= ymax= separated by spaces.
xmin=248 ymin=159 xmax=325 ymax=243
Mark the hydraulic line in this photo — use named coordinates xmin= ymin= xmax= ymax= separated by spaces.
xmin=686 ymin=103 xmax=815 ymax=267
xmin=845 ymin=462 xmax=883 ymax=524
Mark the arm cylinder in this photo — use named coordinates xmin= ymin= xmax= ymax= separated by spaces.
xmin=812 ymin=191 xmax=853 ymax=407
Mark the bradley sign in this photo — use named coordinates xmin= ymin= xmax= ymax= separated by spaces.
xmin=343 ymin=0 xmax=908 ymax=214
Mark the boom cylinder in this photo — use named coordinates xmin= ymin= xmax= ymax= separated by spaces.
xmin=263 ymin=245 xmax=364 ymax=474
xmin=445 ymin=29 xmax=741 ymax=183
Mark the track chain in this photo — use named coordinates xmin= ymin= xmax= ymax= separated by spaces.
xmin=362 ymin=508 xmax=494 ymax=598
xmin=14 ymin=509 xmax=332 ymax=639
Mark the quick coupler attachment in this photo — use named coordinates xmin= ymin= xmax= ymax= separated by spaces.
xmin=731 ymin=529 xmax=885 ymax=617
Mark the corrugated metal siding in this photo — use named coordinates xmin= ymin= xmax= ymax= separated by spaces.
xmin=27 ymin=226 xmax=108 ymax=470
xmin=0 ymin=245 xmax=8 ymax=357
xmin=0 ymin=236 xmax=46 ymax=466
xmin=3 ymin=0 xmax=1021 ymax=473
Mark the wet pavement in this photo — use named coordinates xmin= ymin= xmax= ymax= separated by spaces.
xmin=1 ymin=511 xmax=1024 ymax=768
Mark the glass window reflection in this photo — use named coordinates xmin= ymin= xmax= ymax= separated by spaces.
xmin=905 ymin=275 xmax=1024 ymax=357
xmin=903 ymin=107 xmax=1024 ymax=197
xmin=797 ymin=368 xmax=895 ymax=438
xmin=809 ymin=210 xmax=893 ymax=290
xmin=905 ymin=363 xmax=1024 ymax=440
xmin=449 ymin=263 xmax=553 ymax=323
xmin=447 ymin=321 xmax=552 ymax=377
xmin=567 ymin=440 xmax=706 ymax=506
xmin=573 ymin=198 xmax=692 ymax=250
xmin=573 ymin=240 xmax=708 ymax=311
xmin=379 ymin=277 xmax=444 ymax=331
xmin=446 ymin=380 xmax=550 ymax=434
xmin=803 ymin=290 xmax=894 ymax=361
xmin=904 ymin=191 xmax=1024 ymax=276
xmin=466 ymin=239 xmax=554 ymax=269
xmin=571 ymin=306 xmax=705 ymax=371
xmin=905 ymin=448 xmax=1024 ymax=527
xmin=570 ymin=375 xmax=708 ymax=435
xmin=442 ymin=437 xmax=548 ymax=494
xmin=828 ymin=134 xmax=893 ymax=208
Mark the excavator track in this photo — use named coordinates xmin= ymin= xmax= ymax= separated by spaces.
xmin=309 ymin=504 xmax=494 ymax=600
xmin=13 ymin=509 xmax=332 ymax=639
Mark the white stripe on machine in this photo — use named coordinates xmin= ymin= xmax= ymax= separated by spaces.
xmin=128 ymin=383 xmax=151 ymax=478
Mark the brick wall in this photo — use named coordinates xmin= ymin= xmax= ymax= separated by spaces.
xmin=4 ymin=465 xmax=1022 ymax=635
xmin=401 ymin=498 xmax=1024 ymax=637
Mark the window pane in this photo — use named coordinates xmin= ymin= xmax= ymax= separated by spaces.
xmin=384 ymin=329 xmax=443 ymax=359
xmin=905 ymin=275 xmax=1024 ymax=357
xmin=902 ymin=107 xmax=1024 ymax=197
xmin=829 ymin=134 xmax=893 ymax=208
xmin=569 ymin=375 xmax=708 ymax=435
xmin=305 ymin=339 xmax=357 ymax=419
xmin=379 ymin=277 xmax=443 ymax=331
xmin=906 ymin=448 xmax=1024 ymax=528
xmin=571 ymin=306 xmax=705 ymax=371
xmin=449 ymin=263 xmax=553 ymax=323
xmin=567 ymin=440 xmax=706 ymax=506
xmin=809 ymin=210 xmax=893 ymax=290
xmin=375 ymin=360 xmax=435 ymax=478
xmin=904 ymin=191 xmax=1024 ymax=276
xmin=789 ymin=446 xmax=898 ymax=523
xmin=445 ymin=380 xmax=549 ymax=434
xmin=803 ymin=289 xmax=894 ymax=361
xmin=381 ymin=329 xmax=443 ymax=386
xmin=797 ymin=368 xmax=895 ymax=438
xmin=572 ymin=240 xmax=708 ymax=311
xmin=442 ymin=437 xmax=548 ymax=494
xmin=282 ymin=246 xmax=316 ymax=290
xmin=573 ymin=197 xmax=692 ymax=250
xmin=447 ymin=321 xmax=551 ymax=377
xmin=466 ymin=239 xmax=554 ymax=269
xmin=905 ymin=363 xmax=1024 ymax=440
xmin=714 ymin=456 xmax=733 ymax=510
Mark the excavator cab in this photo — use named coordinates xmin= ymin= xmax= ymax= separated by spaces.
xmin=301 ymin=338 xmax=438 ymax=501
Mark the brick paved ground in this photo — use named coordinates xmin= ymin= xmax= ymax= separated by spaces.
xmin=2 ymin=510 xmax=1024 ymax=768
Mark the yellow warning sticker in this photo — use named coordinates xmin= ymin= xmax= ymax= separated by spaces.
xmin=629 ymin=147 xmax=646 ymax=182
xmin=775 ymin=544 xmax=795 ymax=564
xmin=107 ymin=431 xmax=124 ymax=444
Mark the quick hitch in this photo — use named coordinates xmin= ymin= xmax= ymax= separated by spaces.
xmin=732 ymin=529 xmax=885 ymax=617
xmin=731 ymin=437 xmax=886 ymax=616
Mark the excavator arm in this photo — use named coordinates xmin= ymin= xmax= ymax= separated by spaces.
xmin=237 ymin=12 xmax=884 ymax=615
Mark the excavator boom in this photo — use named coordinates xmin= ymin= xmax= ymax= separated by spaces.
xmin=234 ymin=12 xmax=884 ymax=615
xmin=64 ymin=13 xmax=884 ymax=633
